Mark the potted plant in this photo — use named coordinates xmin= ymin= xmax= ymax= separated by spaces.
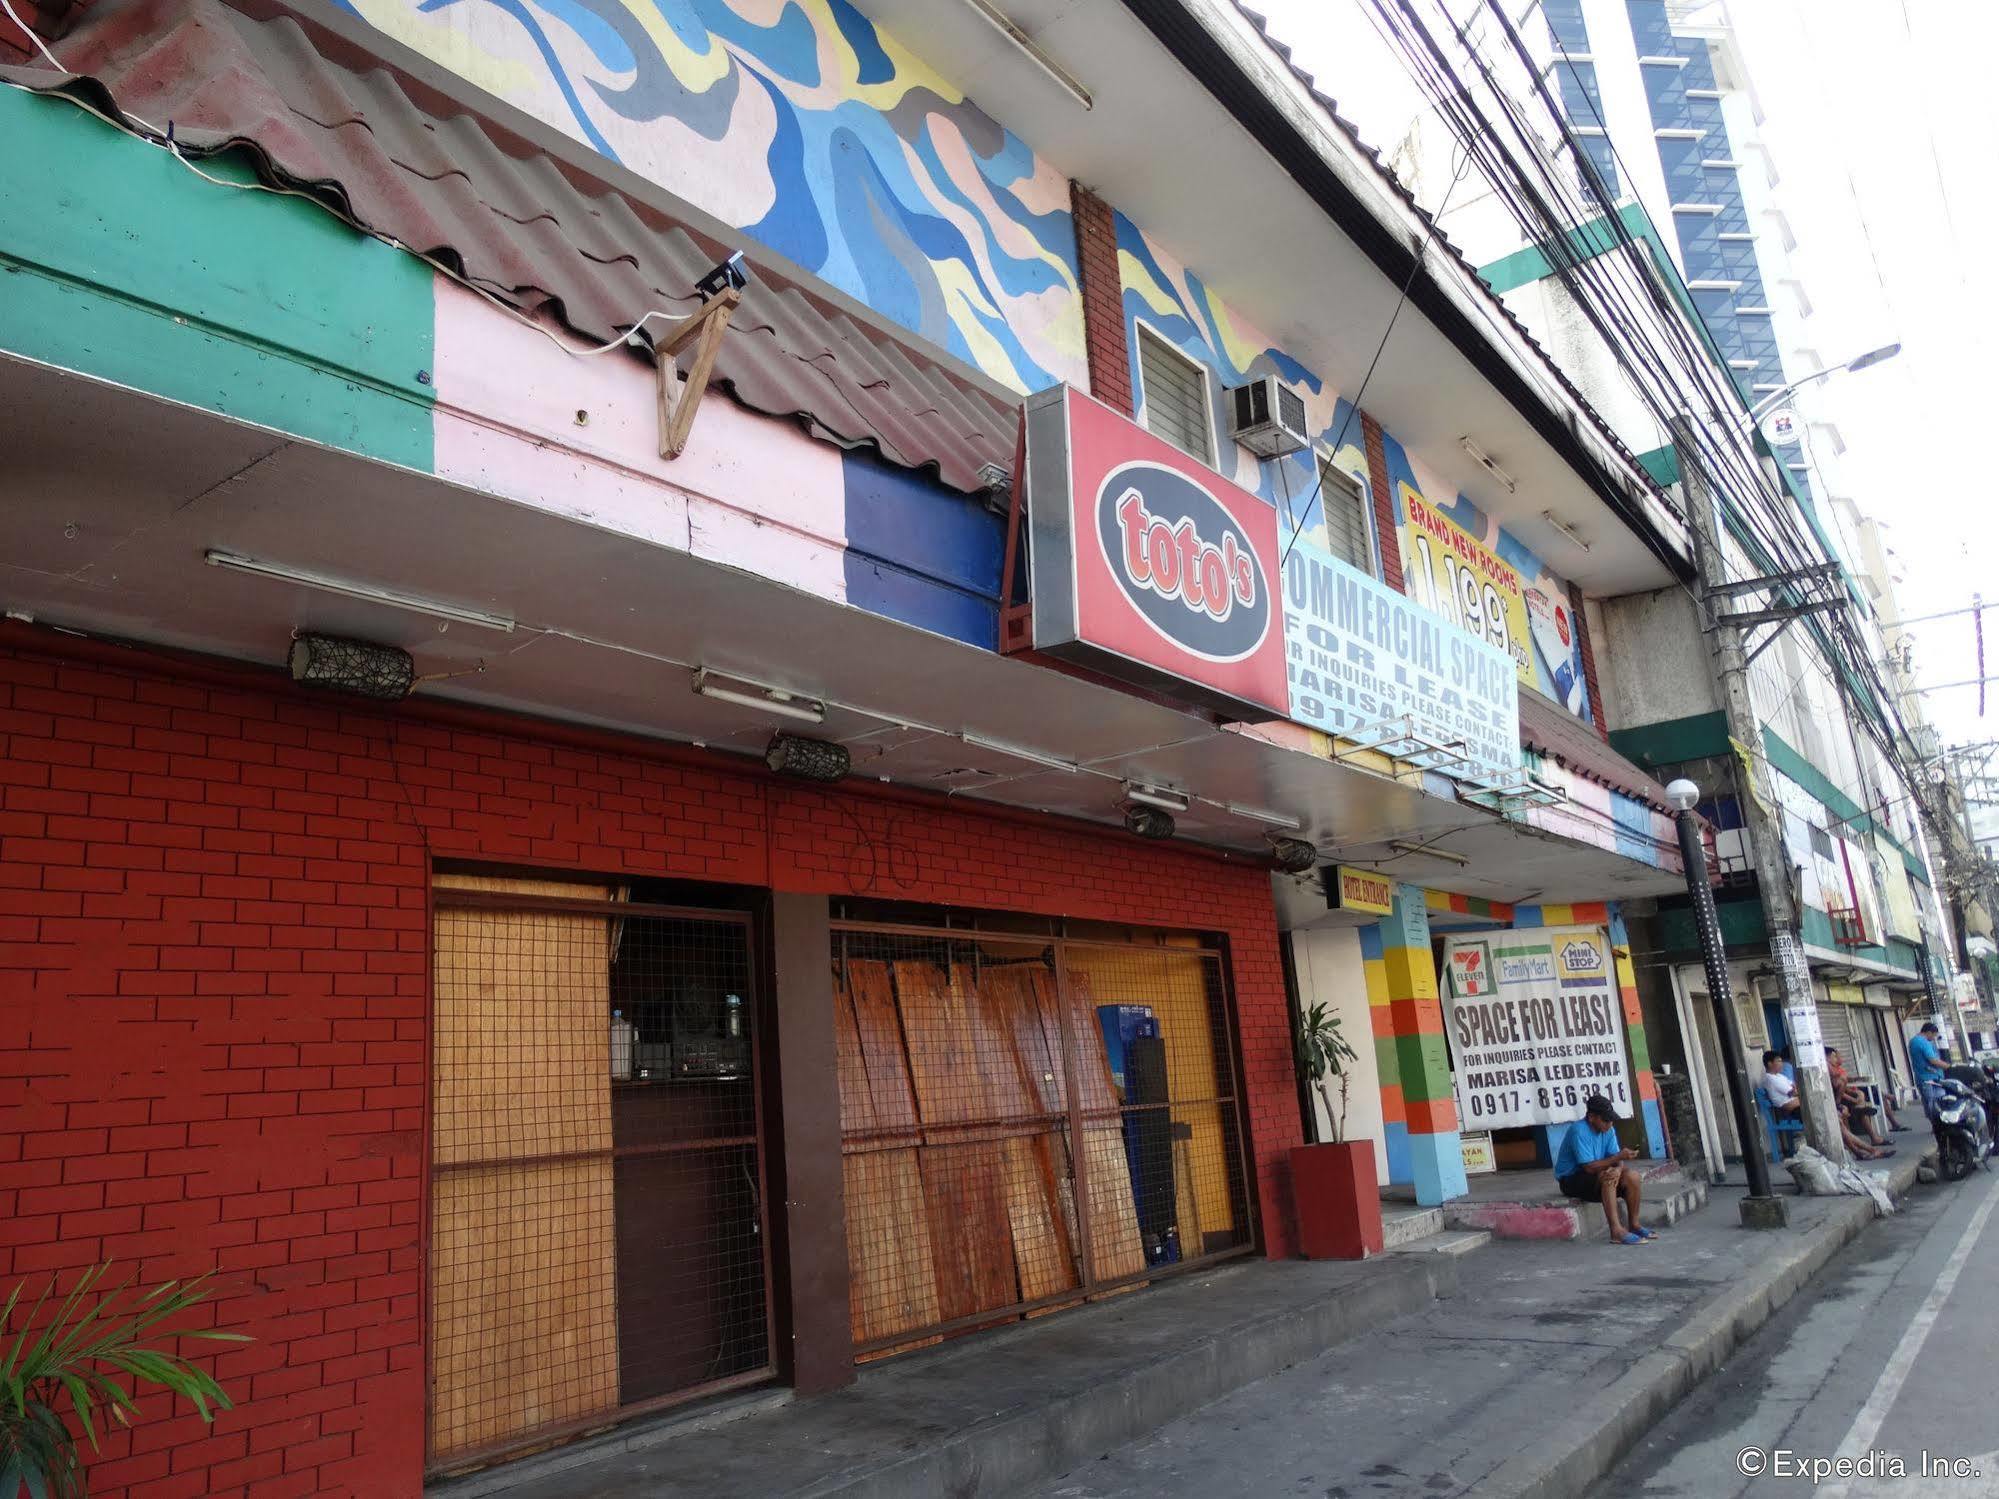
xmin=1 ymin=1264 xmax=247 ymax=1498
xmin=1289 ymin=1001 xmax=1384 ymax=1258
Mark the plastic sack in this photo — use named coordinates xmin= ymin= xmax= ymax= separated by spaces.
xmin=1783 ymin=1143 xmax=1896 ymax=1215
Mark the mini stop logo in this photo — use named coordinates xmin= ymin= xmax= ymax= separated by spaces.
xmin=1094 ymin=462 xmax=1271 ymax=663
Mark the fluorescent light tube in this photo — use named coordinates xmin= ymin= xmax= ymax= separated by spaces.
xmin=963 ymin=733 xmax=1078 ymax=774
xmin=205 ymin=551 xmax=515 ymax=633
xmin=1225 ymin=801 xmax=1304 ymax=830
xmin=692 ymin=668 xmax=825 ymax=724
xmin=1123 ymin=781 xmax=1190 ymax=813
xmin=1541 ymin=511 xmax=1591 ymax=551
xmin=1389 ymin=840 xmax=1470 ymax=867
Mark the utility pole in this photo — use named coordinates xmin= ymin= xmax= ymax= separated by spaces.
xmin=1673 ymin=417 xmax=1848 ymax=1165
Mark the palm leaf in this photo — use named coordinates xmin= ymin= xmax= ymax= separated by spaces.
xmin=0 ymin=1263 xmax=252 ymax=1496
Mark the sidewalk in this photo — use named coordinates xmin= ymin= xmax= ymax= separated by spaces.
xmin=1034 ymin=1157 xmax=1922 ymax=1499
xmin=433 ymin=1159 xmax=1917 ymax=1499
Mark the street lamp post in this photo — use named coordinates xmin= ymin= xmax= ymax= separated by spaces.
xmin=1740 ymin=343 xmax=1902 ymax=432
xmin=1667 ymin=778 xmax=1789 ymax=1229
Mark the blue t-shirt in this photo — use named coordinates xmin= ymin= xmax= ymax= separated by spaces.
xmin=1555 ymin=1118 xmax=1621 ymax=1179
xmin=1910 ymin=1033 xmax=1945 ymax=1086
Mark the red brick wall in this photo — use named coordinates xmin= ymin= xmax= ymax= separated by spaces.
xmin=1358 ymin=413 xmax=1406 ymax=590
xmin=1567 ymin=581 xmax=1609 ymax=740
xmin=0 ymin=634 xmax=1297 ymax=1499
xmin=1070 ymin=182 xmax=1133 ymax=416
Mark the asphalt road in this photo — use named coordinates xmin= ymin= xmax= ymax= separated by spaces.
xmin=1609 ymin=1165 xmax=1999 ymax=1497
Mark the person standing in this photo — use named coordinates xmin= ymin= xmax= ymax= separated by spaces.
xmin=1910 ymin=1019 xmax=1947 ymax=1113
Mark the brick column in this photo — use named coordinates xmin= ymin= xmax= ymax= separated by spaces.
xmin=1568 ymin=580 xmax=1609 ymax=740
xmin=1358 ymin=413 xmax=1406 ymax=590
xmin=1070 ymin=181 xmax=1133 ymax=415
xmin=1377 ymin=885 xmax=1465 ymax=1204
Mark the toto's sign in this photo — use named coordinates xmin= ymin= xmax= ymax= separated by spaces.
xmin=1018 ymin=386 xmax=1289 ymax=719
xmin=1095 ymin=463 xmax=1270 ymax=663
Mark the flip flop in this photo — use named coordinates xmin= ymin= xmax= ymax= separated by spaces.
xmin=1634 ymin=1225 xmax=1658 ymax=1239
xmin=1614 ymin=1231 xmax=1645 ymax=1246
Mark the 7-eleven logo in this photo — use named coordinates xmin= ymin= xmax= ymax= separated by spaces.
xmin=1450 ymin=945 xmax=1491 ymax=997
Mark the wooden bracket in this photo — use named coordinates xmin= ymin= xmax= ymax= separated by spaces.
xmin=654 ymin=286 xmax=742 ymax=459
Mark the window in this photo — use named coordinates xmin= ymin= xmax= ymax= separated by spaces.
xmin=1136 ymin=325 xmax=1215 ymax=465
xmin=1316 ymin=456 xmax=1375 ymax=573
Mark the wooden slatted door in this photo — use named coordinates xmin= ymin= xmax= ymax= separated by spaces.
xmin=428 ymin=878 xmax=773 ymax=1474
xmin=832 ymin=922 xmax=1253 ymax=1361
xmin=430 ymin=875 xmax=619 ymax=1467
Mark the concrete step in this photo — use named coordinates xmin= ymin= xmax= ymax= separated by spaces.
xmin=1440 ymin=1165 xmax=1709 ymax=1242
xmin=1379 ymin=1203 xmax=1444 ymax=1249
xmin=1385 ymin=1228 xmax=1491 ymax=1257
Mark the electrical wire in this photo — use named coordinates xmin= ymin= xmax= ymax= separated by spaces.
xmin=1274 ymin=140 xmax=1474 ymax=574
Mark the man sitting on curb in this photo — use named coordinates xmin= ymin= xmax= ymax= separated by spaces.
xmin=1554 ymin=1094 xmax=1653 ymax=1245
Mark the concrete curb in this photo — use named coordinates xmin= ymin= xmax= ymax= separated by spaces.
xmin=1475 ymin=1157 xmax=1922 ymax=1499
xmin=805 ymin=1254 xmax=1460 ymax=1499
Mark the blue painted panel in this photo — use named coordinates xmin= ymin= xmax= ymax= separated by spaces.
xmin=841 ymin=448 xmax=1004 ymax=650
xmin=1641 ymin=1098 xmax=1668 ymax=1158
xmin=1409 ymin=1131 xmax=1468 ymax=1206
xmin=1384 ymin=1121 xmax=1413 ymax=1187
xmin=1612 ymin=792 xmax=1656 ymax=865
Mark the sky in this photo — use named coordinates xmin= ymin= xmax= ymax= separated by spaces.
xmin=1258 ymin=0 xmax=1999 ymax=760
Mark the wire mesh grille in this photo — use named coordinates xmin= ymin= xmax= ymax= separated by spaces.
xmin=429 ymin=876 xmax=770 ymax=1469
xmin=833 ymin=923 xmax=1252 ymax=1359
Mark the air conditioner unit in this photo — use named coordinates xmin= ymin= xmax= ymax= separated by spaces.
xmin=1227 ymin=376 xmax=1310 ymax=458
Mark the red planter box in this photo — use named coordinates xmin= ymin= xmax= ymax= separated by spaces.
xmin=1290 ymin=1140 xmax=1383 ymax=1259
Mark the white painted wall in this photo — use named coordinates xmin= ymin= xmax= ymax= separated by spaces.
xmin=1288 ymin=926 xmax=1385 ymax=1185
xmin=1597 ymin=584 xmax=1718 ymax=728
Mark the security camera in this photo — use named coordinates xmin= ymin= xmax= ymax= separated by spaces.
xmin=696 ymin=252 xmax=751 ymax=301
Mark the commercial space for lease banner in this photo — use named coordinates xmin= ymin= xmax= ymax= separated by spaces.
xmin=1440 ymin=927 xmax=1634 ymax=1130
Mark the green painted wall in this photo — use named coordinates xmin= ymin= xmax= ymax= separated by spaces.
xmin=0 ymin=88 xmax=434 ymax=467
xmin=1609 ymin=711 xmax=1730 ymax=772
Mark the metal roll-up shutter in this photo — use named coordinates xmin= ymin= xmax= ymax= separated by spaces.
xmin=1816 ymin=996 xmax=1857 ymax=1068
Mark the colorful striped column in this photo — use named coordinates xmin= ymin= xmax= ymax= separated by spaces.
xmin=1378 ymin=885 xmax=1466 ymax=1205
xmin=1359 ymin=923 xmax=1410 ymax=1187
xmin=1609 ymin=910 xmax=1667 ymax=1158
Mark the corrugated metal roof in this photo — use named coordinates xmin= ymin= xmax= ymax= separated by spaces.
xmin=1 ymin=0 xmax=1016 ymax=494
xmin=1518 ymin=688 xmax=1673 ymax=811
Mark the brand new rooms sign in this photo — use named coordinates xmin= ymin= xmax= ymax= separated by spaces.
xmin=1019 ymin=386 xmax=1518 ymax=772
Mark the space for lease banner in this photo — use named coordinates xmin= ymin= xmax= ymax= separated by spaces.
xmin=1441 ymin=926 xmax=1633 ymax=1130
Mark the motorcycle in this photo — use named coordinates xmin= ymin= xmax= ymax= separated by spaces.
xmin=1930 ymin=1069 xmax=1992 ymax=1183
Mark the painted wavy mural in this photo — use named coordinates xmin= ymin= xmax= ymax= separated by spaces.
xmin=1112 ymin=211 xmax=1370 ymax=550
xmin=336 ymin=0 xmax=1087 ymax=393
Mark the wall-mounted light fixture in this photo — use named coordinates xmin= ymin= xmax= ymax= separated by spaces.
xmin=765 ymin=732 xmax=850 ymax=782
xmin=206 ymin=551 xmax=516 ymax=633
xmin=1124 ymin=805 xmax=1175 ymax=840
xmin=1122 ymin=781 xmax=1190 ymax=814
xmin=957 ymin=0 xmax=1093 ymax=109
xmin=693 ymin=668 xmax=826 ymax=725
xmin=1541 ymin=510 xmax=1591 ymax=551
xmin=1459 ymin=437 xmax=1518 ymax=493
xmin=1268 ymin=837 xmax=1318 ymax=873
xmin=287 ymin=634 xmax=416 ymax=700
